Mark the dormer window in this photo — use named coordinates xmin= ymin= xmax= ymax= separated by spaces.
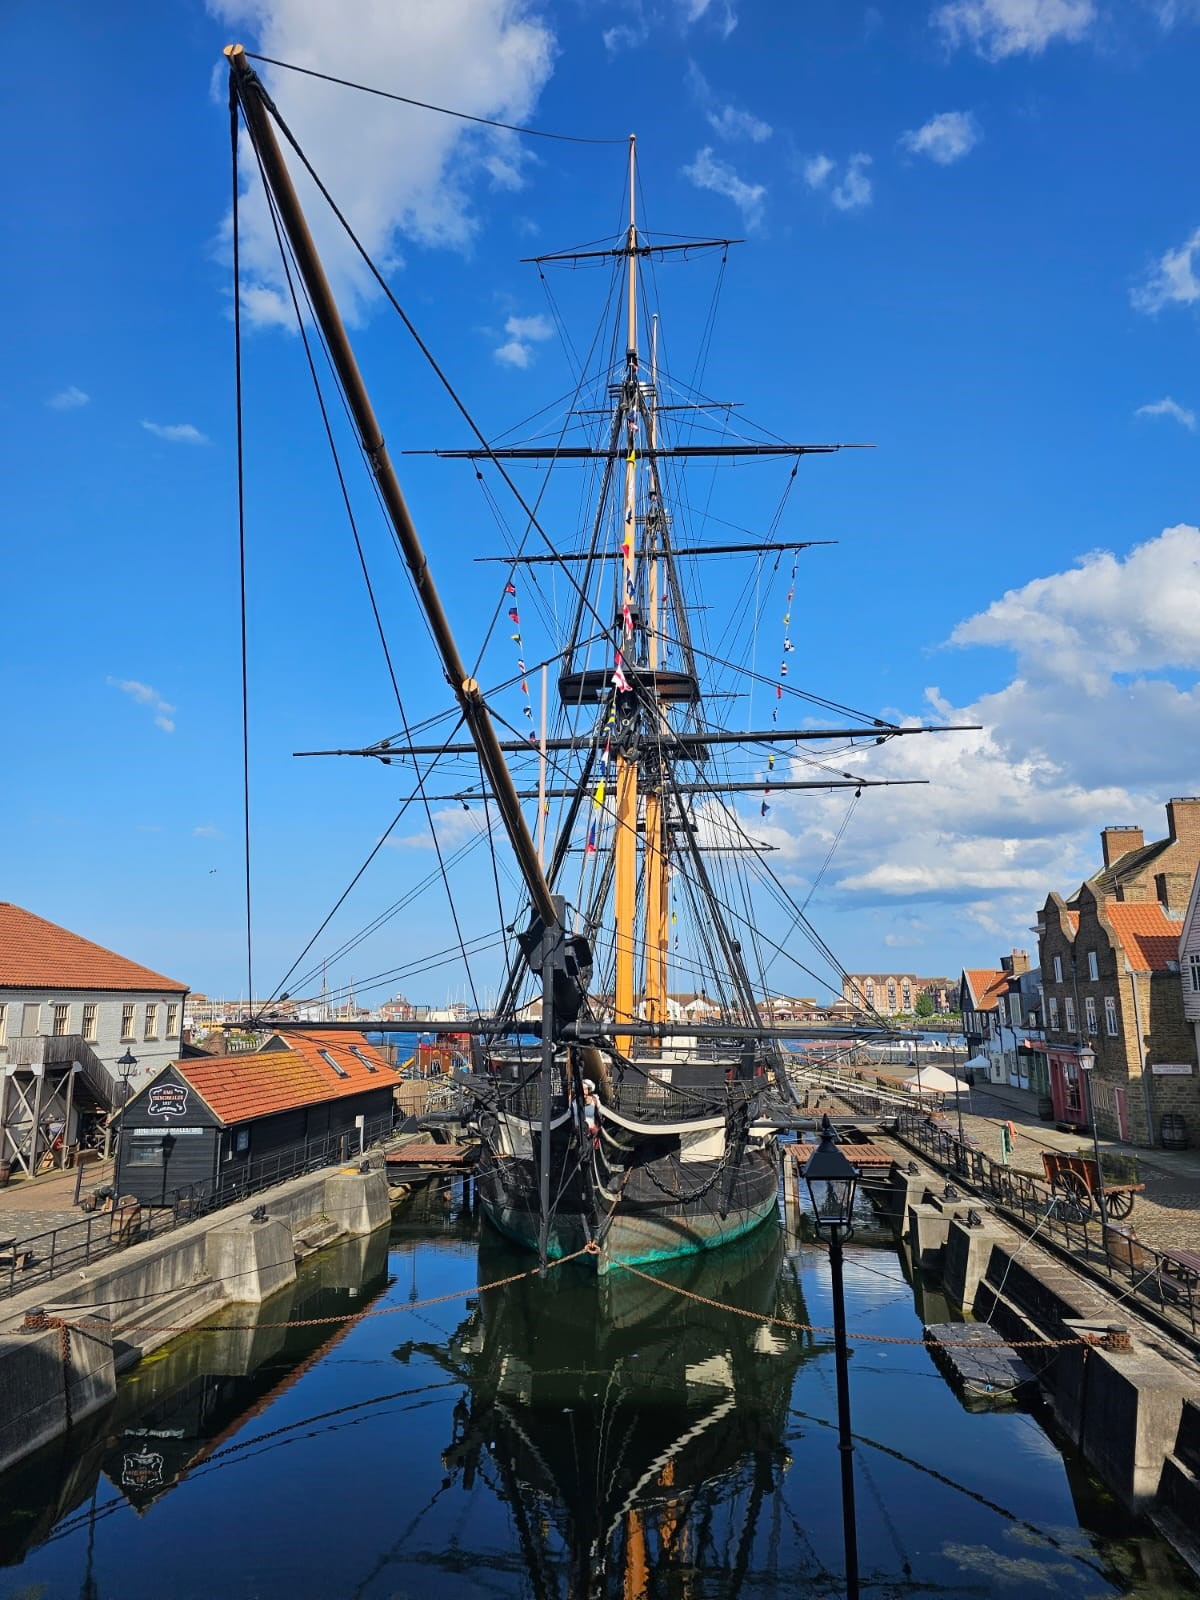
xmin=349 ymin=1046 xmax=377 ymax=1074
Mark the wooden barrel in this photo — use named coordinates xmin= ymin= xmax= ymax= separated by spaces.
xmin=1036 ymin=1096 xmax=1054 ymax=1121
xmin=1160 ymin=1113 xmax=1189 ymax=1150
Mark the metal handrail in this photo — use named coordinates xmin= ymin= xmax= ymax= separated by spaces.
xmin=1 ymin=1107 xmax=407 ymax=1301
xmin=893 ymin=1111 xmax=1197 ymax=1338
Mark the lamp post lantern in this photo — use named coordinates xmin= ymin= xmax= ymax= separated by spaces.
xmin=804 ymin=1114 xmax=861 ymax=1600
xmin=112 ymin=1050 xmax=138 ymax=1199
xmin=1076 ymin=1044 xmax=1108 ymax=1227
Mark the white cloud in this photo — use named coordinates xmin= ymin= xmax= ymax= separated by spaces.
xmin=210 ymin=0 xmax=556 ymax=328
xmin=494 ymin=311 xmax=553 ymax=368
xmin=1147 ymin=0 xmax=1200 ymax=25
xmin=682 ymin=147 xmax=766 ymax=229
xmin=47 ymin=385 xmax=89 ymax=411
xmin=1131 ymin=225 xmax=1200 ymax=314
xmin=142 ymin=420 xmax=210 ymax=445
xmin=901 ymin=110 xmax=981 ymax=165
xmin=603 ymin=19 xmax=649 ymax=52
xmin=802 ymin=153 xmax=835 ymax=189
xmin=743 ymin=525 xmax=1200 ymax=955
xmin=107 ymin=677 xmax=177 ymax=734
xmin=832 ymin=154 xmax=873 ymax=212
xmin=1135 ymin=396 xmax=1196 ymax=431
xmin=389 ymin=806 xmax=490 ymax=850
xmin=193 ymin=824 xmax=226 ymax=840
xmin=685 ymin=61 xmax=771 ymax=143
xmin=932 ymin=0 xmax=1095 ymax=58
xmin=678 ymin=0 xmax=737 ymax=36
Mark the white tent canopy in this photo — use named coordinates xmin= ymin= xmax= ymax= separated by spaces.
xmin=902 ymin=1065 xmax=966 ymax=1095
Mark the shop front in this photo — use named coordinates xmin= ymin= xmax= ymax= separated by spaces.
xmin=1047 ymin=1047 xmax=1088 ymax=1130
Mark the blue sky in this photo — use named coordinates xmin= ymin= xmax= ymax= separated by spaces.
xmin=4 ymin=0 xmax=1200 ymax=1005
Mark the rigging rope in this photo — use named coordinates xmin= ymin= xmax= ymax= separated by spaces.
xmin=242 ymin=52 xmax=624 ymax=146
xmin=230 ymin=81 xmax=255 ymax=1008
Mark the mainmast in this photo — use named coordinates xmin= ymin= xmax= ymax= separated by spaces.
xmin=613 ymin=134 xmax=639 ymax=1058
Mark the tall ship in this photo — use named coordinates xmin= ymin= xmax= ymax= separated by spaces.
xmin=224 ymin=47 xmax=958 ymax=1274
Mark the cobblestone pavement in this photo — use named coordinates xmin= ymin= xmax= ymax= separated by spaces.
xmin=839 ymin=1066 xmax=1200 ymax=1254
xmin=0 ymin=1159 xmax=114 ymax=1255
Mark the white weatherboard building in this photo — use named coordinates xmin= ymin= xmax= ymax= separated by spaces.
xmin=0 ymin=903 xmax=188 ymax=1175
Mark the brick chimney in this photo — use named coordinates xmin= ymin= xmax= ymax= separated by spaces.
xmin=1101 ymin=825 xmax=1144 ymax=867
xmin=1165 ymin=797 xmax=1200 ymax=846
xmin=1156 ymin=870 xmax=1194 ymax=914
xmin=1009 ymin=948 xmax=1030 ymax=976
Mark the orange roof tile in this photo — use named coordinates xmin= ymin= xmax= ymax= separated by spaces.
xmin=0 ymin=902 xmax=187 ymax=992
xmin=964 ymin=969 xmax=1007 ymax=1009
xmin=1104 ymin=904 xmax=1182 ymax=973
xmin=176 ymin=1030 xmax=393 ymax=1126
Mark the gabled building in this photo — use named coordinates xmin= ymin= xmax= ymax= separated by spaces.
xmin=113 ymin=1029 xmax=396 ymax=1207
xmin=0 ymin=903 xmax=189 ymax=1175
xmin=1034 ymin=801 xmax=1200 ymax=1144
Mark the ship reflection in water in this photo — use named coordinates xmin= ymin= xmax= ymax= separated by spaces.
xmin=0 ymin=1196 xmax=1195 ymax=1599
xmin=399 ymin=1219 xmax=808 ymax=1598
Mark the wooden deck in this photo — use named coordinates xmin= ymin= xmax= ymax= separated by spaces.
xmin=787 ymin=1141 xmax=897 ymax=1170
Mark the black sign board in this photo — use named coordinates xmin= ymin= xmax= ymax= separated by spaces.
xmin=147 ymin=1083 xmax=189 ymax=1120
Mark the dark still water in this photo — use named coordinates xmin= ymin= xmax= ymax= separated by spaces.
xmin=2 ymin=1189 xmax=1195 ymax=1599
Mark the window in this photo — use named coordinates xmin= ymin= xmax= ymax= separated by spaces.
xmin=144 ymin=1004 xmax=159 ymax=1041
xmin=1053 ymin=955 xmax=1063 ymax=984
xmin=0 ymin=1004 xmax=6 ymax=1047
xmin=348 ymin=1046 xmax=377 ymax=1074
xmin=1190 ymin=952 xmax=1200 ymax=993
xmin=234 ymin=1128 xmax=250 ymax=1155
xmin=22 ymin=1003 xmax=41 ymax=1037
xmin=1085 ymin=995 xmax=1097 ymax=1034
xmin=1048 ymin=997 xmax=1059 ymax=1029
xmin=319 ymin=1048 xmax=349 ymax=1079
xmin=166 ymin=1003 xmax=180 ymax=1038
xmin=1064 ymin=996 xmax=1076 ymax=1033
xmin=126 ymin=1143 xmax=163 ymax=1168
xmin=1105 ymin=996 xmax=1118 ymax=1037
xmin=1010 ymin=995 xmax=1022 ymax=1027
xmin=120 ymin=1004 xmax=136 ymax=1041
xmin=1087 ymin=950 xmax=1099 ymax=981
xmin=82 ymin=1004 xmax=98 ymax=1042
xmin=52 ymin=1003 xmax=70 ymax=1036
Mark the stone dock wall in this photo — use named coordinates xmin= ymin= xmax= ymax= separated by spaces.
xmin=0 ymin=1164 xmax=391 ymax=1476
xmin=872 ymin=1144 xmax=1200 ymax=1574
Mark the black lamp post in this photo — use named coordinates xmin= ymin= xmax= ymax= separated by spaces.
xmin=804 ymin=1114 xmax=861 ymax=1600
xmin=159 ymin=1131 xmax=177 ymax=1207
xmin=112 ymin=1050 xmax=138 ymax=1199
xmin=1077 ymin=1044 xmax=1107 ymax=1227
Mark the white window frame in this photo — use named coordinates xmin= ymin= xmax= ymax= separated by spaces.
xmin=166 ymin=1002 xmax=179 ymax=1038
xmin=1087 ymin=950 xmax=1099 ymax=981
xmin=52 ymin=1003 xmax=71 ymax=1037
xmin=1190 ymin=952 xmax=1200 ymax=993
xmin=120 ymin=1004 xmax=136 ymax=1042
xmin=1085 ymin=995 xmax=1097 ymax=1035
xmin=1053 ymin=955 xmax=1063 ymax=983
xmin=1064 ymin=996 xmax=1076 ymax=1033
xmin=1105 ymin=995 xmax=1118 ymax=1037
xmin=0 ymin=1003 xmax=7 ymax=1047
xmin=144 ymin=1004 xmax=159 ymax=1041
xmin=82 ymin=1003 xmax=98 ymax=1043
xmin=1048 ymin=997 xmax=1059 ymax=1029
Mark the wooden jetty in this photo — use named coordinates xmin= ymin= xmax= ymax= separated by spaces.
xmin=385 ymin=1142 xmax=478 ymax=1189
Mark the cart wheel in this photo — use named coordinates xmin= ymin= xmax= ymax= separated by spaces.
xmin=1052 ymin=1173 xmax=1092 ymax=1222
xmin=1105 ymin=1189 xmax=1134 ymax=1220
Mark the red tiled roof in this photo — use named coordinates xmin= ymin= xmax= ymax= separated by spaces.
xmin=1104 ymin=904 xmax=1182 ymax=973
xmin=175 ymin=1030 xmax=392 ymax=1125
xmin=963 ymin=969 xmax=1007 ymax=1010
xmin=0 ymin=902 xmax=187 ymax=993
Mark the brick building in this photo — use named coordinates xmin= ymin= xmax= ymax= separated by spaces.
xmin=841 ymin=973 xmax=955 ymax=1016
xmin=1034 ymin=800 xmax=1200 ymax=1145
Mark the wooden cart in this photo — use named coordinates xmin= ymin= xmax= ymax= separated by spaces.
xmin=1041 ymin=1150 xmax=1144 ymax=1220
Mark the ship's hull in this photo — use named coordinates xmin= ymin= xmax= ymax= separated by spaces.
xmin=476 ymin=1137 xmax=780 ymax=1273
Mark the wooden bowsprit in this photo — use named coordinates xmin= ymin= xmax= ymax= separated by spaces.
xmin=1041 ymin=1150 xmax=1144 ymax=1221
